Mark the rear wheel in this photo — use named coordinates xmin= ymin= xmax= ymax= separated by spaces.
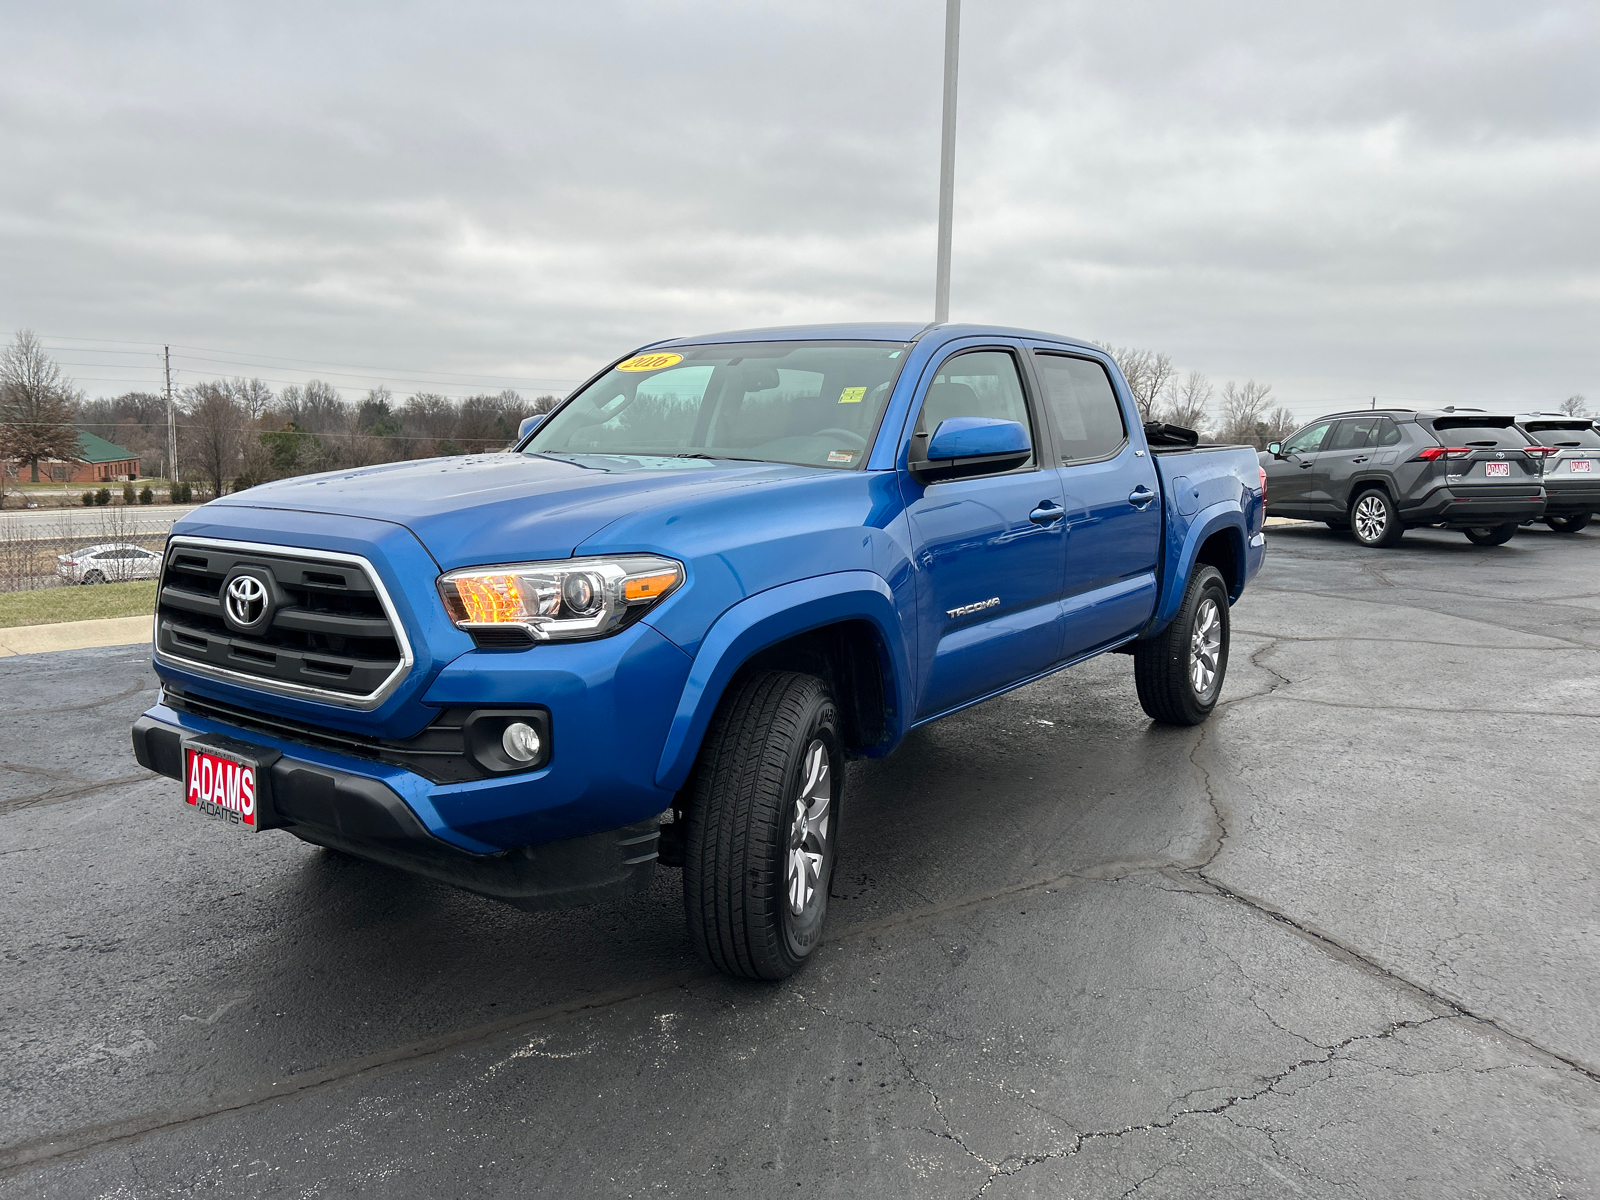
xmin=1546 ymin=514 xmax=1592 ymax=533
xmin=1350 ymin=488 xmax=1404 ymax=547
xmin=81 ymin=570 xmax=106 ymax=585
xmin=684 ymin=671 xmax=842 ymax=980
xmin=1464 ymin=524 xmax=1517 ymax=546
xmin=1134 ymin=565 xmax=1230 ymax=726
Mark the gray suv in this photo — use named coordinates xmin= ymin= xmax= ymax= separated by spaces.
xmin=1514 ymin=413 xmax=1600 ymax=533
xmin=1261 ymin=408 xmax=1547 ymax=547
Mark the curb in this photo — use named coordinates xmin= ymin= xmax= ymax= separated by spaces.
xmin=0 ymin=615 xmax=153 ymax=657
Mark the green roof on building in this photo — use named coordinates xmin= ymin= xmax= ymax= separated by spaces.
xmin=74 ymin=430 xmax=137 ymax=464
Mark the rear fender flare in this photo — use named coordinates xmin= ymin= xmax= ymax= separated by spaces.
xmin=652 ymin=571 xmax=912 ymax=791
xmin=1146 ymin=502 xmax=1247 ymax=635
xmin=1343 ymin=475 xmax=1395 ymax=514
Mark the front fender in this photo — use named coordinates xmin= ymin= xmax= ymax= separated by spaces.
xmin=652 ymin=571 xmax=913 ymax=791
xmin=1146 ymin=502 xmax=1253 ymax=636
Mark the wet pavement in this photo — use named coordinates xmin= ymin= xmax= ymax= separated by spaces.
xmin=2 ymin=523 xmax=1597 ymax=1197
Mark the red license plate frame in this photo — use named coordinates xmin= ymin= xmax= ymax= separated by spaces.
xmin=184 ymin=744 xmax=267 ymax=831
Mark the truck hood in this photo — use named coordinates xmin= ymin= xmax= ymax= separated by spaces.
xmin=210 ymin=452 xmax=824 ymax=568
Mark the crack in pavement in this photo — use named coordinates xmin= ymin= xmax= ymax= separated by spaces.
xmin=0 ymin=773 xmax=157 ymax=817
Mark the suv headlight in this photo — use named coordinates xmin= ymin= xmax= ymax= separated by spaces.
xmin=438 ymin=554 xmax=684 ymax=642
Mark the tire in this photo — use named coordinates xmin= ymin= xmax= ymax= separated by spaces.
xmin=1546 ymin=514 xmax=1592 ymax=533
xmin=1464 ymin=524 xmax=1517 ymax=546
xmin=1350 ymin=488 xmax=1404 ymax=547
xmin=684 ymin=671 xmax=843 ymax=980
xmin=82 ymin=570 xmax=106 ymax=585
xmin=1134 ymin=565 xmax=1230 ymax=726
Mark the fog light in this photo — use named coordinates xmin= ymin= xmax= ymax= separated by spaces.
xmin=502 ymin=722 xmax=542 ymax=763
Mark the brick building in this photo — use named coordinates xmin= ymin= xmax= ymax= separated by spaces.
xmin=2 ymin=431 xmax=142 ymax=485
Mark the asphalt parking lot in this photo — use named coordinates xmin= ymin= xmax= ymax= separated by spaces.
xmin=3 ymin=524 xmax=1597 ymax=1198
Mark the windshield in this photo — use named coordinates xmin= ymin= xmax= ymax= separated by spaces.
xmin=525 ymin=341 xmax=909 ymax=469
xmin=1524 ymin=422 xmax=1600 ymax=448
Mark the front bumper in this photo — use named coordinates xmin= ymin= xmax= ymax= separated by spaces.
xmin=1401 ymin=485 xmax=1545 ymax=527
xmin=132 ymin=711 xmax=660 ymax=910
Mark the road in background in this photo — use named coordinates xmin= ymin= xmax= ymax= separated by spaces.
xmin=0 ymin=505 xmax=197 ymax=539
xmin=2 ymin=526 xmax=1597 ymax=1197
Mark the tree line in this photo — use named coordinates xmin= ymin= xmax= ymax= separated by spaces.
xmin=0 ymin=329 xmax=557 ymax=500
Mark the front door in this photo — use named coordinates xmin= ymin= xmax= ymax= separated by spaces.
xmin=902 ymin=347 xmax=1067 ymax=719
xmin=1031 ymin=350 xmax=1160 ymax=658
xmin=1265 ymin=420 xmax=1333 ymax=516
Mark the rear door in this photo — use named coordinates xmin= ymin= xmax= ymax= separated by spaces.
xmin=1316 ymin=417 xmax=1377 ymax=515
xmin=1264 ymin=421 xmax=1332 ymax=516
xmin=901 ymin=346 xmax=1068 ymax=718
xmin=1030 ymin=349 xmax=1160 ymax=658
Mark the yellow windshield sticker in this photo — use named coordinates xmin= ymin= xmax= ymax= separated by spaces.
xmin=615 ymin=352 xmax=684 ymax=372
xmin=827 ymin=449 xmax=857 ymax=463
xmin=838 ymin=386 xmax=866 ymax=404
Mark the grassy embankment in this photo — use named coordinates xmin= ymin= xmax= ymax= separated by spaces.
xmin=0 ymin=580 xmax=158 ymax=628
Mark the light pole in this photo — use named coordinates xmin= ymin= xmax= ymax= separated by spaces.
xmin=933 ymin=0 xmax=960 ymax=324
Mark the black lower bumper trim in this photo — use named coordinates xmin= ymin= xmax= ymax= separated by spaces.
xmin=131 ymin=714 xmax=657 ymax=911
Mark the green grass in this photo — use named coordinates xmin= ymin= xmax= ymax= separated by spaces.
xmin=0 ymin=579 xmax=158 ymax=628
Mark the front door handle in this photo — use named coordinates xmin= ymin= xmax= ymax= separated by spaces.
xmin=1128 ymin=486 xmax=1156 ymax=510
xmin=1029 ymin=501 xmax=1065 ymax=525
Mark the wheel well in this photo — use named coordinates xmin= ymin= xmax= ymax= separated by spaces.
xmin=1195 ymin=530 xmax=1243 ymax=599
xmin=732 ymin=620 xmax=894 ymax=756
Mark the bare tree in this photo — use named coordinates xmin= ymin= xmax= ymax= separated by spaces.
xmin=1218 ymin=379 xmax=1275 ymax=446
xmin=1159 ymin=371 xmax=1213 ymax=432
xmin=0 ymin=329 xmax=83 ymax=482
xmin=184 ymin=382 xmax=246 ymax=498
xmin=1559 ymin=394 xmax=1589 ymax=417
xmin=222 ymin=377 xmax=274 ymax=421
xmin=1098 ymin=344 xmax=1176 ymax=421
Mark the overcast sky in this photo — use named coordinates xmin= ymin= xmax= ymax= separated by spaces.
xmin=2 ymin=0 xmax=1596 ymax=417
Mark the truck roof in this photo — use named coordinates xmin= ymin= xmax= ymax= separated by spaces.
xmin=642 ymin=321 xmax=1105 ymax=354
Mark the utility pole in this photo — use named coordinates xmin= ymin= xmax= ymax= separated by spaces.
xmin=933 ymin=0 xmax=960 ymax=324
xmin=164 ymin=346 xmax=177 ymax=485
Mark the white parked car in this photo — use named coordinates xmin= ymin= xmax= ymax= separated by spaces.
xmin=56 ymin=543 xmax=163 ymax=585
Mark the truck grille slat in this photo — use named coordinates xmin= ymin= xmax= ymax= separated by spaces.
xmin=155 ymin=538 xmax=412 ymax=708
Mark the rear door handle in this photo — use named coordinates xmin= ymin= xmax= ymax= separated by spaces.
xmin=1128 ymin=486 xmax=1156 ymax=510
xmin=1029 ymin=501 xmax=1065 ymax=525
xmin=1352 ymin=456 xmax=1368 ymax=464
xmin=1299 ymin=462 xmax=1314 ymax=469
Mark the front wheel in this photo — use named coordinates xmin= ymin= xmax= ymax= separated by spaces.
xmin=1351 ymin=488 xmax=1404 ymax=547
xmin=1464 ymin=524 xmax=1517 ymax=546
xmin=1546 ymin=514 xmax=1592 ymax=533
xmin=684 ymin=671 xmax=842 ymax=980
xmin=1134 ymin=565 xmax=1230 ymax=726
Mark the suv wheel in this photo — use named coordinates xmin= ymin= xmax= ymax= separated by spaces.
xmin=1464 ymin=524 xmax=1517 ymax=546
xmin=1134 ymin=565 xmax=1230 ymax=726
xmin=684 ymin=670 xmax=842 ymax=980
xmin=1546 ymin=514 xmax=1592 ymax=533
xmin=1350 ymin=488 xmax=1404 ymax=547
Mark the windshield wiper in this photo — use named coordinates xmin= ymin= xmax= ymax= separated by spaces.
xmin=675 ymin=452 xmax=767 ymax=463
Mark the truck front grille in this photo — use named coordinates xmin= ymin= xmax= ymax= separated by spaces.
xmin=155 ymin=537 xmax=412 ymax=708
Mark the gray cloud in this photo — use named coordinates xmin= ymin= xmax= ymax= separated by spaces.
xmin=1 ymin=0 xmax=1595 ymax=415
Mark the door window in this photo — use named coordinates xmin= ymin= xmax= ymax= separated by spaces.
xmin=1032 ymin=354 xmax=1127 ymax=462
xmin=1326 ymin=418 xmax=1376 ymax=452
xmin=1282 ymin=422 xmax=1331 ymax=455
xmin=915 ymin=350 xmax=1034 ymax=469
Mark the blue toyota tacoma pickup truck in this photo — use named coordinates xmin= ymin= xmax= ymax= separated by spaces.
xmin=132 ymin=322 xmax=1264 ymax=979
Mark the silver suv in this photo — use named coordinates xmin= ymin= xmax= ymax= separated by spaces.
xmin=1514 ymin=413 xmax=1600 ymax=534
xmin=1262 ymin=408 xmax=1547 ymax=548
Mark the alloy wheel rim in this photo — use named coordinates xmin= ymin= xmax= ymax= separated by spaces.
xmin=1354 ymin=495 xmax=1387 ymax=542
xmin=786 ymin=739 xmax=832 ymax=916
xmin=1190 ymin=598 xmax=1222 ymax=697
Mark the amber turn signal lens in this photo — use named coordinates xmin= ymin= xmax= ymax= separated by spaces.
xmin=623 ymin=571 xmax=679 ymax=602
xmin=454 ymin=575 xmax=524 ymax=623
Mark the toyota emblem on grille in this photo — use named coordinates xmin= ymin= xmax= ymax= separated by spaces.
xmin=225 ymin=575 xmax=270 ymax=628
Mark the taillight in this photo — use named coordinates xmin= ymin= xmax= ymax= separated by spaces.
xmin=1414 ymin=446 xmax=1472 ymax=462
xmin=1522 ymin=446 xmax=1555 ymax=458
xmin=1259 ymin=466 xmax=1266 ymax=504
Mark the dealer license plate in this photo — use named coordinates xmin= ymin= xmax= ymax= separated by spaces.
xmin=184 ymin=745 xmax=265 ymax=831
xmin=1572 ymin=459 xmax=1592 ymax=473
xmin=1484 ymin=461 xmax=1511 ymax=477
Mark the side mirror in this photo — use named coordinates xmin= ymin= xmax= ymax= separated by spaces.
xmin=912 ymin=418 xmax=1032 ymax=482
xmin=1266 ymin=442 xmax=1283 ymax=458
xmin=517 ymin=414 xmax=546 ymax=440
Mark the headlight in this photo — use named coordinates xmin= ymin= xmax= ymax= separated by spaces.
xmin=437 ymin=554 xmax=684 ymax=642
